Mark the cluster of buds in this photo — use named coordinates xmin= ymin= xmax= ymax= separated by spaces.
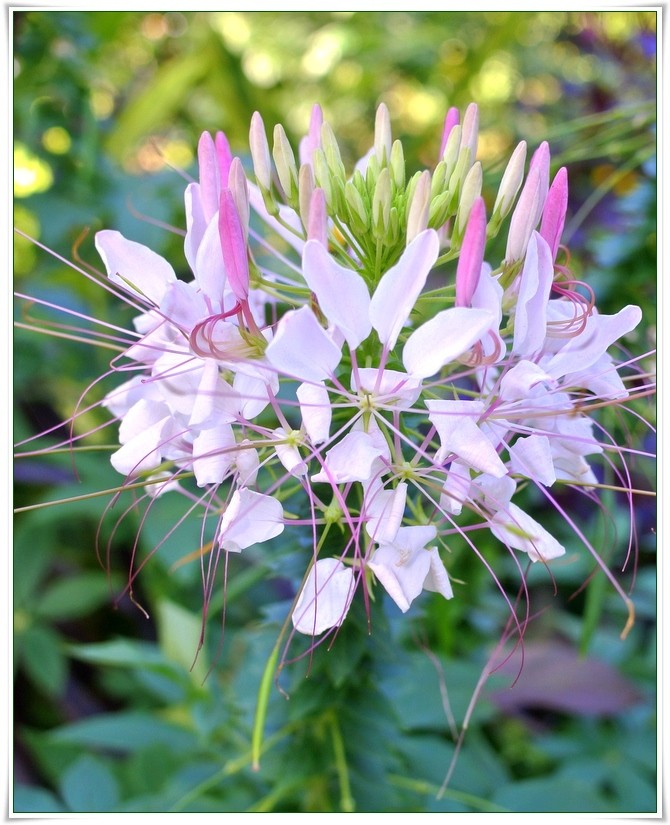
xmin=71 ymin=102 xmax=646 ymax=642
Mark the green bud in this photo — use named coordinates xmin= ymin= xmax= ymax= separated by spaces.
xmin=298 ymin=163 xmax=315 ymax=231
xmin=455 ymin=161 xmax=482 ymax=235
xmin=406 ymin=169 xmax=431 ymax=242
xmin=430 ymin=160 xmax=448 ymax=199
xmin=442 ymin=124 xmax=462 ymax=179
xmin=389 ymin=139 xmax=405 ymax=190
xmin=312 ymin=148 xmax=334 ymax=209
xmin=428 ymin=190 xmax=452 ymax=229
xmin=374 ymin=102 xmax=392 ymax=164
xmin=345 ymin=179 xmax=369 ymax=232
xmin=272 ymin=123 xmax=299 ymax=206
xmin=372 ymin=167 xmax=391 ymax=238
xmin=320 ymin=122 xmax=346 ymax=184
xmin=447 ymin=145 xmax=471 ymax=199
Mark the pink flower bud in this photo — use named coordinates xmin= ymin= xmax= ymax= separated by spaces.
xmin=528 ymin=140 xmax=551 ymax=226
xmin=299 ymin=103 xmax=324 ymax=167
xmin=215 ymin=131 xmax=233 ymax=187
xmin=456 ymin=197 xmax=487 ymax=307
xmin=505 ymin=165 xmax=542 ymax=263
xmin=540 ymin=166 xmax=568 ymax=260
xmin=460 ymin=103 xmax=479 ymax=167
xmin=197 ymin=132 xmax=219 ymax=224
xmin=307 ymin=187 xmax=328 ymax=247
xmin=228 ymin=157 xmax=250 ymax=243
xmin=219 ymin=189 xmax=249 ymax=302
xmin=249 ymin=111 xmax=272 ymax=191
xmin=439 ymin=107 xmax=460 ymax=160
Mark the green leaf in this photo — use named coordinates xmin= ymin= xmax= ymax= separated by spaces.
xmin=492 ymin=776 xmax=611 ymax=813
xmin=20 ymin=625 xmax=67 ymax=696
xmin=36 ymin=572 xmax=121 ymax=621
xmin=49 ymin=711 xmax=197 ymax=754
xmin=68 ymin=638 xmax=167 ymax=669
xmin=156 ymin=598 xmax=209 ymax=686
xmin=13 ymin=784 xmax=65 ymax=814
xmin=59 ymin=755 xmax=120 ymax=813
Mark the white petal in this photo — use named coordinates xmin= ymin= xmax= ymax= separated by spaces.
xmin=403 ymin=307 xmax=495 ymax=379
xmin=427 ymin=399 xmax=508 ymax=478
xmin=234 ymin=440 xmax=259 ymax=487
xmin=193 ymin=214 xmax=228 ymax=309
xmin=217 ymin=489 xmax=284 ymax=553
xmin=273 ymin=428 xmax=308 ymax=477
xmin=424 ymin=549 xmax=454 ymax=599
xmin=368 ymin=525 xmax=438 ymax=612
xmin=192 ymin=424 xmax=236 ymax=486
xmin=292 ymin=558 xmax=356 ymax=635
xmin=311 ymin=430 xmax=386 ymax=484
xmin=490 ymin=503 xmax=565 ymax=562
xmin=354 ymin=368 xmax=422 ymax=408
xmin=189 ymin=360 xmax=239 ymax=428
xmin=364 ymin=482 xmax=407 ymax=543
xmin=95 ymin=230 xmax=176 ymax=306
xmin=439 ymin=460 xmax=471 ymax=516
xmin=265 ymin=306 xmax=342 ymax=382
xmin=302 ymin=239 xmax=372 ymax=349
xmin=297 ymin=382 xmax=332 ymax=444
xmin=369 ymin=229 xmax=440 ymax=349
xmin=512 ymin=232 xmax=554 ymax=356
xmin=499 ymin=360 xmax=556 ymax=401
xmin=509 ymin=434 xmax=556 ymax=486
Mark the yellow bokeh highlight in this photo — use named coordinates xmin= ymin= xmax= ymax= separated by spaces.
xmin=42 ymin=126 xmax=72 ymax=155
xmin=14 ymin=143 xmax=53 ymax=197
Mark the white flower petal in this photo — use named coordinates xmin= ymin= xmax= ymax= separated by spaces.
xmin=364 ymin=482 xmax=407 ymax=544
xmin=369 ymin=229 xmax=440 ymax=349
xmin=302 ymin=239 xmax=372 ymax=349
xmin=292 ymin=558 xmax=356 ymax=635
xmin=297 ymin=382 xmax=332 ymax=444
xmin=95 ymin=230 xmax=176 ymax=306
xmin=427 ymin=399 xmax=508 ymax=478
xmin=403 ymin=307 xmax=495 ymax=379
xmin=509 ymin=434 xmax=556 ymax=486
xmin=217 ymin=489 xmax=284 ymax=553
xmin=311 ymin=430 xmax=386 ymax=484
xmin=490 ymin=503 xmax=565 ymax=562
xmin=265 ymin=306 xmax=342 ymax=382
xmin=512 ymin=232 xmax=554 ymax=357
xmin=192 ymin=424 xmax=236 ymax=486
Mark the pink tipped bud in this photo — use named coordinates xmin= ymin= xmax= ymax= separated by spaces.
xmin=528 ymin=140 xmax=551 ymax=226
xmin=439 ymin=106 xmax=460 ymax=160
xmin=455 ymin=197 xmax=487 ymax=307
xmin=299 ymin=103 xmax=324 ymax=167
xmin=197 ymin=132 xmax=219 ymax=223
xmin=460 ymin=103 xmax=479 ymax=167
xmin=540 ymin=166 xmax=568 ymax=260
xmin=307 ymin=188 xmax=328 ymax=247
xmin=406 ymin=170 xmax=431 ymax=243
xmin=374 ymin=102 xmax=392 ymax=163
xmin=228 ymin=157 xmax=250 ymax=243
xmin=219 ymin=189 xmax=249 ymax=302
xmin=505 ymin=165 xmax=543 ymax=263
xmin=249 ymin=111 xmax=272 ymax=192
xmin=215 ymin=132 xmax=233 ymax=187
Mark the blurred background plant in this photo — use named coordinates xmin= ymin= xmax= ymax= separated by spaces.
xmin=13 ymin=9 xmax=657 ymax=814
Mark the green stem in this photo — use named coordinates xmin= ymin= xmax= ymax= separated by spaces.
xmin=328 ymin=709 xmax=355 ymax=812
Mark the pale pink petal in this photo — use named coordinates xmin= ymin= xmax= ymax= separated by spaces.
xmin=490 ymin=503 xmax=565 ymax=562
xmin=273 ymin=428 xmax=308 ymax=477
xmin=292 ymin=558 xmax=355 ymax=635
xmin=512 ymin=231 xmax=554 ymax=357
xmin=354 ymin=368 xmax=422 ymax=408
xmin=192 ymin=424 xmax=236 ymax=486
xmin=509 ymin=434 xmax=556 ymax=486
xmin=217 ymin=489 xmax=284 ymax=553
xmin=297 ymin=381 xmax=332 ymax=444
xmin=311 ymin=430 xmax=386 ymax=484
xmin=426 ymin=399 xmax=507 ymax=478
xmin=95 ymin=230 xmax=176 ymax=306
xmin=364 ymin=482 xmax=407 ymax=544
xmin=302 ymin=239 xmax=372 ymax=349
xmin=369 ymin=229 xmax=440 ymax=349
xmin=265 ymin=306 xmax=342 ymax=382
xmin=402 ymin=307 xmax=495 ymax=379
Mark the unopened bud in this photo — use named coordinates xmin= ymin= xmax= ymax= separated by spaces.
xmin=372 ymin=167 xmax=391 ymax=237
xmin=312 ymin=148 xmax=334 ymax=209
xmin=345 ymin=179 xmax=369 ymax=233
xmin=491 ymin=140 xmax=527 ymax=222
xmin=197 ymin=132 xmax=220 ymax=223
xmin=374 ymin=102 xmax=393 ymax=163
xmin=299 ymin=103 xmax=323 ymax=167
xmin=448 ymin=145 xmax=471 ymax=198
xmin=320 ymin=122 xmax=346 ymax=183
xmin=528 ymin=140 xmax=551 ymax=227
xmin=439 ymin=106 xmax=460 ymax=160
xmin=307 ymin=188 xmax=328 ymax=247
xmin=215 ymin=132 xmax=233 ymax=186
xmin=456 ymin=161 xmax=482 ymax=236
xmin=505 ymin=165 xmax=543 ymax=263
xmin=249 ymin=111 xmax=273 ymax=192
xmin=442 ymin=124 xmax=462 ymax=179
xmin=390 ymin=140 xmax=405 ymax=190
xmin=540 ymin=166 xmax=568 ymax=260
xmin=219 ymin=189 xmax=249 ymax=302
xmin=406 ymin=170 xmax=431 ymax=243
xmin=430 ymin=161 xmax=447 ymax=199
xmin=455 ymin=197 xmax=486 ymax=307
xmin=298 ymin=163 xmax=315 ymax=231
xmin=228 ymin=157 xmax=250 ymax=243
xmin=273 ymin=123 xmax=299 ymax=204
xmin=460 ymin=103 xmax=479 ymax=168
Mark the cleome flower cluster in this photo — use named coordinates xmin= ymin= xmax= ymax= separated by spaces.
xmin=87 ymin=103 xmax=644 ymax=639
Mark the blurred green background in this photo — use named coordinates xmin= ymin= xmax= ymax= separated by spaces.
xmin=13 ymin=10 xmax=657 ymax=814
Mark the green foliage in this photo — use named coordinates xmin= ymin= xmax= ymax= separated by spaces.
xmin=13 ymin=9 xmax=657 ymax=815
